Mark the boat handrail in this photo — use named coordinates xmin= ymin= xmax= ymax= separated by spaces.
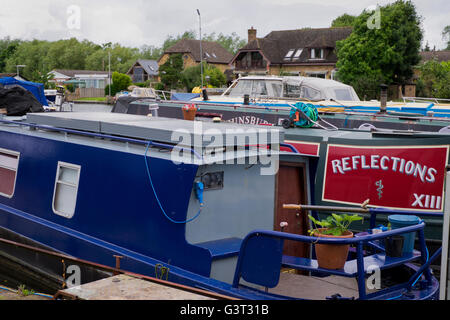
xmin=243 ymin=222 xmax=425 ymax=246
xmin=283 ymin=203 xmax=443 ymax=231
xmin=233 ymin=222 xmax=433 ymax=300
xmin=403 ymin=96 xmax=450 ymax=105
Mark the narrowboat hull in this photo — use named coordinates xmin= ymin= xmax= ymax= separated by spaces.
xmin=0 ymin=112 xmax=443 ymax=299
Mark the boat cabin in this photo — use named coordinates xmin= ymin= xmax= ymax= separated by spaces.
xmin=220 ymin=76 xmax=360 ymax=101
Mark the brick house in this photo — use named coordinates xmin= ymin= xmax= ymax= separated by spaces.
xmin=158 ymin=39 xmax=233 ymax=73
xmin=230 ymin=27 xmax=352 ymax=79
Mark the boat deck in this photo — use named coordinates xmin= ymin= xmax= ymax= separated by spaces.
xmin=56 ymin=274 xmax=218 ymax=300
xmin=272 ymin=272 xmax=364 ymax=300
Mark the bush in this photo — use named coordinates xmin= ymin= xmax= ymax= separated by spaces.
xmin=105 ymin=72 xmax=132 ymax=96
xmin=182 ymin=62 xmax=226 ymax=92
xmin=152 ymin=82 xmax=165 ymax=91
xmin=416 ymin=60 xmax=450 ymax=99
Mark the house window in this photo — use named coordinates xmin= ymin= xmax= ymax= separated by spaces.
xmin=52 ymin=162 xmax=81 ymax=219
xmin=311 ymin=48 xmax=324 ymax=59
xmin=133 ymin=67 xmax=144 ymax=83
xmin=284 ymin=49 xmax=295 ymax=60
xmin=292 ymin=49 xmax=303 ymax=61
xmin=0 ymin=149 xmax=20 ymax=198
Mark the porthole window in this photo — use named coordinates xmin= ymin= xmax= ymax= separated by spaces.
xmin=52 ymin=162 xmax=81 ymax=219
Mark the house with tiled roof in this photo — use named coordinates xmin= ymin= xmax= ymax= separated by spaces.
xmin=126 ymin=59 xmax=159 ymax=83
xmin=230 ymin=27 xmax=352 ymax=79
xmin=419 ymin=50 xmax=450 ymax=63
xmin=158 ymin=39 xmax=234 ymax=73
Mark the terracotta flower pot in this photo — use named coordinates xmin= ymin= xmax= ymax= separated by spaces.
xmin=313 ymin=228 xmax=354 ymax=270
xmin=182 ymin=104 xmax=197 ymax=121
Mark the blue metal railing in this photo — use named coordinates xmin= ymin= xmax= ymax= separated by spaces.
xmin=233 ymin=219 xmax=437 ymax=300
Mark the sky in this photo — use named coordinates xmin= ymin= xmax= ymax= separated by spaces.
xmin=0 ymin=0 xmax=448 ymax=50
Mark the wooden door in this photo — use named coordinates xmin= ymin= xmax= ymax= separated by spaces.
xmin=275 ymin=162 xmax=309 ymax=258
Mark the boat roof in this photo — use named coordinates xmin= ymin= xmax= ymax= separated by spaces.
xmin=238 ymin=75 xmax=353 ymax=88
xmin=24 ymin=112 xmax=284 ymax=150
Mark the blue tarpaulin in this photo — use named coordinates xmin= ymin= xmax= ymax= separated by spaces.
xmin=0 ymin=77 xmax=48 ymax=106
xmin=170 ymin=93 xmax=200 ymax=101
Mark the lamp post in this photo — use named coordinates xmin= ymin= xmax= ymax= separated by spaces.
xmin=108 ymin=51 xmax=111 ymax=97
xmin=16 ymin=65 xmax=26 ymax=78
xmin=196 ymin=9 xmax=204 ymax=89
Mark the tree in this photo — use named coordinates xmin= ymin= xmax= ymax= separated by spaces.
xmin=162 ymin=31 xmax=196 ymax=52
xmin=182 ymin=62 xmax=226 ymax=92
xmin=331 ymin=14 xmax=357 ymax=27
xmin=0 ymin=37 xmax=21 ymax=72
xmin=416 ymin=60 xmax=450 ymax=98
xmin=139 ymin=45 xmax=163 ymax=60
xmin=159 ymin=53 xmax=184 ymax=90
xmin=4 ymin=39 xmax=52 ymax=82
xmin=335 ymin=1 xmax=422 ymax=99
xmin=203 ymin=32 xmax=246 ymax=54
xmin=104 ymin=71 xmax=132 ymax=96
xmin=443 ymin=25 xmax=450 ymax=50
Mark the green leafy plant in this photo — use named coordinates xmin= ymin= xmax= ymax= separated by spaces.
xmin=17 ymin=284 xmax=35 ymax=297
xmin=308 ymin=213 xmax=363 ymax=236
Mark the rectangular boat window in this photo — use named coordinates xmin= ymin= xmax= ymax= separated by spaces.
xmin=0 ymin=149 xmax=20 ymax=198
xmin=52 ymin=162 xmax=81 ymax=219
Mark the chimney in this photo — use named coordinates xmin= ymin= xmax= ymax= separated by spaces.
xmin=248 ymin=27 xmax=257 ymax=43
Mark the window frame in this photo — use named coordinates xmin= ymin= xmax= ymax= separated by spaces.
xmin=284 ymin=49 xmax=295 ymax=60
xmin=0 ymin=148 xmax=20 ymax=199
xmin=52 ymin=161 xmax=81 ymax=219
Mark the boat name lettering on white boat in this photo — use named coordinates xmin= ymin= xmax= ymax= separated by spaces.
xmin=412 ymin=194 xmax=442 ymax=209
xmin=227 ymin=116 xmax=271 ymax=125
xmin=330 ymin=155 xmax=437 ymax=183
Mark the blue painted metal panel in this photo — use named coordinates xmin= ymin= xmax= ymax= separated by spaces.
xmin=236 ymin=235 xmax=284 ymax=288
xmin=0 ymin=129 xmax=214 ymax=277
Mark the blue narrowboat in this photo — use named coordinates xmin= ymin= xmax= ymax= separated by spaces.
xmin=0 ymin=111 xmax=443 ymax=299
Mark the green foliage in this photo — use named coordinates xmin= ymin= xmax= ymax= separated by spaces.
xmin=0 ymin=37 xmax=21 ymax=72
xmin=331 ymin=14 xmax=357 ymax=27
xmin=17 ymin=285 xmax=35 ymax=297
xmin=203 ymin=32 xmax=246 ymax=54
xmin=0 ymin=29 xmax=242 ymax=86
xmin=308 ymin=214 xmax=363 ymax=236
xmin=416 ymin=60 xmax=450 ymax=99
xmin=152 ymin=82 xmax=165 ymax=91
xmin=443 ymin=26 xmax=450 ymax=50
xmin=182 ymin=62 xmax=226 ymax=92
xmin=105 ymin=71 xmax=132 ymax=96
xmin=159 ymin=53 xmax=184 ymax=90
xmin=162 ymin=31 xmax=197 ymax=52
xmin=336 ymin=1 xmax=422 ymax=99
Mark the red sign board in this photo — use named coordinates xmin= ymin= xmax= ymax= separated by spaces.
xmin=281 ymin=140 xmax=320 ymax=156
xmin=322 ymin=144 xmax=449 ymax=212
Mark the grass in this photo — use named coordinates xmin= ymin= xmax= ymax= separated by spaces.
xmin=75 ymin=97 xmax=107 ymax=102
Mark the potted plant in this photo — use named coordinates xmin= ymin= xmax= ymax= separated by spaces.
xmin=308 ymin=213 xmax=363 ymax=270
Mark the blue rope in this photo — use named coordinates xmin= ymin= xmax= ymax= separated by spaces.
xmin=144 ymin=141 xmax=203 ymax=224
